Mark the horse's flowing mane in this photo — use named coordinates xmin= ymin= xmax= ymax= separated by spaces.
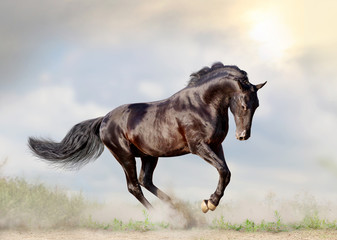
xmin=188 ymin=62 xmax=250 ymax=88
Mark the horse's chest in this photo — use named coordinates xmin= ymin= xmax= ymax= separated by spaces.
xmin=207 ymin=119 xmax=228 ymax=143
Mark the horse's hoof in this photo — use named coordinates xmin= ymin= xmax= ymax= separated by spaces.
xmin=207 ymin=200 xmax=216 ymax=211
xmin=201 ymin=200 xmax=209 ymax=213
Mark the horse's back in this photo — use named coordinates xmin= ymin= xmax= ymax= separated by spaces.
xmin=100 ymin=100 xmax=189 ymax=157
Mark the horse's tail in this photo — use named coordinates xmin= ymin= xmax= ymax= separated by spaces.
xmin=28 ymin=117 xmax=104 ymax=170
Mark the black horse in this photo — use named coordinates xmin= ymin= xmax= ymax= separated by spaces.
xmin=28 ymin=62 xmax=266 ymax=213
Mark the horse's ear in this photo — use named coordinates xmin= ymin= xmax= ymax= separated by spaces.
xmin=255 ymin=81 xmax=267 ymax=91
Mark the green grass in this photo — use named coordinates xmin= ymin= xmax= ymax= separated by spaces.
xmin=211 ymin=210 xmax=337 ymax=232
xmin=0 ymin=163 xmax=167 ymax=231
xmin=81 ymin=210 xmax=169 ymax=231
xmin=0 ymin=175 xmax=90 ymax=229
xmin=211 ymin=211 xmax=287 ymax=232
xmin=0 ymin=173 xmax=166 ymax=231
xmin=1 ymin=160 xmax=336 ymax=232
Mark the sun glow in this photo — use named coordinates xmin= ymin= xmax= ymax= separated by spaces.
xmin=247 ymin=10 xmax=293 ymax=61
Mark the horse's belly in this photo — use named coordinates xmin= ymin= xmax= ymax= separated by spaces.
xmin=129 ymin=131 xmax=189 ymax=157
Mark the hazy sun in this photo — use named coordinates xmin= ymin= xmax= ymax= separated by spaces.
xmin=247 ymin=9 xmax=293 ymax=61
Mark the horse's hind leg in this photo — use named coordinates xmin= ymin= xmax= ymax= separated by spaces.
xmin=108 ymin=149 xmax=153 ymax=209
xmin=139 ymin=156 xmax=171 ymax=202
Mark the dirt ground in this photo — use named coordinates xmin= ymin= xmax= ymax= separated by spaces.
xmin=1 ymin=229 xmax=337 ymax=240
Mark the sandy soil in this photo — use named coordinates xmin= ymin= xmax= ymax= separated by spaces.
xmin=1 ymin=229 xmax=336 ymax=240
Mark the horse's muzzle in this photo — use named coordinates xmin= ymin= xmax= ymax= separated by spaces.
xmin=236 ymin=130 xmax=250 ymax=141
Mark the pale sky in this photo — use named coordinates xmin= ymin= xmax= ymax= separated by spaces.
xmin=1 ymin=0 xmax=337 ymax=207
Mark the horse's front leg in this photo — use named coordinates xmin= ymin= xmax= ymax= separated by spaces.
xmin=195 ymin=143 xmax=231 ymax=213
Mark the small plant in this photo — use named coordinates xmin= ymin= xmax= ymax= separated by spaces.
xmin=291 ymin=212 xmax=337 ymax=230
xmin=211 ymin=209 xmax=337 ymax=232
xmin=244 ymin=219 xmax=256 ymax=232
xmin=81 ymin=210 xmax=169 ymax=231
xmin=302 ymin=213 xmax=322 ymax=229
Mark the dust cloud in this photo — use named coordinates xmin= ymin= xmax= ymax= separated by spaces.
xmin=89 ymin=191 xmax=337 ymax=229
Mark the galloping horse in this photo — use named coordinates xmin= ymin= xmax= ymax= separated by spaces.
xmin=28 ymin=62 xmax=266 ymax=213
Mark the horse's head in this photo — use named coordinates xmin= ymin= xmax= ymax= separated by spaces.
xmin=229 ymin=81 xmax=266 ymax=141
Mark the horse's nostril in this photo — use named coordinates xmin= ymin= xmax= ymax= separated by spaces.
xmin=236 ymin=131 xmax=247 ymax=141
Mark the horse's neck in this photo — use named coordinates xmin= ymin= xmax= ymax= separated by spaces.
xmin=199 ymin=79 xmax=237 ymax=111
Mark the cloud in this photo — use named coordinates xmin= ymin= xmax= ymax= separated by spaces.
xmin=0 ymin=0 xmax=251 ymax=87
xmin=1 ymin=0 xmax=337 ymax=204
xmin=1 ymin=84 xmax=108 ymax=135
xmin=138 ymin=81 xmax=165 ymax=100
xmin=0 ymin=83 xmax=110 ymax=174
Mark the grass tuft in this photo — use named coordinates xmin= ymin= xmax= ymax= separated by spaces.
xmin=81 ymin=210 xmax=169 ymax=231
xmin=1 ymin=160 xmax=337 ymax=232
xmin=211 ymin=210 xmax=337 ymax=232
xmin=0 ymin=175 xmax=89 ymax=229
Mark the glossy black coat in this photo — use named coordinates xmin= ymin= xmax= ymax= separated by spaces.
xmin=28 ymin=62 xmax=266 ymax=211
